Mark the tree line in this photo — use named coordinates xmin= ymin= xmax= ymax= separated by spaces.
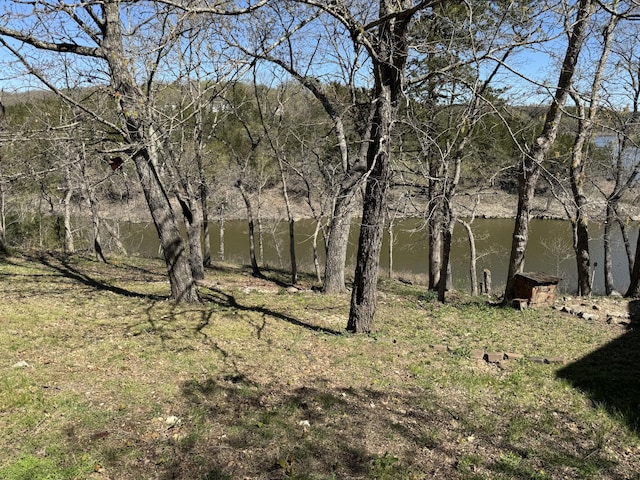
xmin=1 ymin=0 xmax=640 ymax=333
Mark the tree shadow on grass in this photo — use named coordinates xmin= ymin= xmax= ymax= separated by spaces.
xmin=28 ymin=251 xmax=165 ymax=300
xmin=197 ymin=283 xmax=343 ymax=336
xmin=166 ymin=374 xmax=628 ymax=480
xmin=556 ymin=300 xmax=640 ymax=433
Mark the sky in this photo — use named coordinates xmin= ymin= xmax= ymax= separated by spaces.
xmin=0 ymin=1 xmax=631 ymax=110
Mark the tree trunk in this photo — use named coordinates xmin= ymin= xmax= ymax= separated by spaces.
xmin=458 ymin=219 xmax=478 ymax=296
xmin=288 ymin=219 xmax=297 ymax=285
xmin=133 ymin=150 xmax=199 ymax=301
xmin=104 ymin=2 xmax=199 ymax=302
xmin=438 ymin=220 xmax=454 ymax=302
xmin=573 ymin=216 xmax=591 ymax=295
xmin=388 ymin=221 xmax=394 ymax=278
xmin=202 ymin=204 xmax=211 ymax=267
xmin=347 ymin=0 xmax=412 ymax=333
xmin=504 ymin=0 xmax=593 ymax=301
xmin=616 ymin=215 xmax=634 ymax=276
xmin=279 ymin=158 xmax=297 ymax=285
xmin=219 ymin=216 xmax=225 ymax=261
xmin=604 ymin=202 xmax=616 ymax=295
xmin=570 ymin=142 xmax=591 ymax=295
xmin=0 ymin=102 xmax=5 ymax=254
xmin=568 ymin=10 xmax=617 ymax=296
xmin=323 ymin=193 xmax=355 ymax=293
xmin=626 ymin=231 xmax=640 ymax=297
xmin=428 ymin=175 xmax=442 ymax=291
xmin=347 ymin=104 xmax=390 ymax=332
xmin=568 ymin=110 xmax=592 ymax=295
xmin=236 ymin=179 xmax=262 ymax=277
xmin=62 ymin=166 xmax=75 ymax=254
xmin=80 ymin=151 xmax=106 ymax=263
xmin=177 ymin=194 xmax=205 ymax=281
xmin=504 ymin=166 xmax=540 ymax=300
xmin=0 ymin=177 xmax=6 ymax=254
xmin=312 ymin=218 xmax=323 ymax=284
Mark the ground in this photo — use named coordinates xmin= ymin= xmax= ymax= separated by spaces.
xmin=2 ymin=253 xmax=639 ymax=480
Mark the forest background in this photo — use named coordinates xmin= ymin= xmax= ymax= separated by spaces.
xmin=1 ymin=1 xmax=640 ymax=333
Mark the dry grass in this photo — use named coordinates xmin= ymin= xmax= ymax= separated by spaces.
xmin=1 ymin=251 xmax=639 ymax=480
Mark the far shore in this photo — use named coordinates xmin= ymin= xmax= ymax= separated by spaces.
xmin=89 ymin=183 xmax=640 ymax=225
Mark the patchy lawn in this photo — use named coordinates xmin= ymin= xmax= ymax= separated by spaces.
xmin=1 ymin=252 xmax=639 ymax=479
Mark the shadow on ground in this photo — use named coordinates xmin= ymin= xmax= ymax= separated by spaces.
xmin=557 ymin=300 xmax=640 ymax=433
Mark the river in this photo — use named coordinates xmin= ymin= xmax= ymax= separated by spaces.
xmin=118 ymin=218 xmax=639 ymax=296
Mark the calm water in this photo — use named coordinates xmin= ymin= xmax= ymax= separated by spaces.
xmin=119 ymin=218 xmax=639 ymax=295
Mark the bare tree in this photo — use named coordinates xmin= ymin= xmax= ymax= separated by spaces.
xmin=564 ymin=5 xmax=619 ymax=296
xmin=252 ymin=74 xmax=301 ymax=285
xmin=232 ymin=3 xmax=372 ymax=294
xmin=0 ymin=1 xmax=200 ymax=301
xmin=595 ymin=16 xmax=640 ymax=296
xmin=504 ymin=0 xmax=594 ymax=301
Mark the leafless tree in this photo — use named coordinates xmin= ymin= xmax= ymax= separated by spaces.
xmin=562 ymin=4 xmax=619 ymax=296
xmin=0 ymin=1 xmax=203 ymax=301
xmin=504 ymin=0 xmax=594 ymax=301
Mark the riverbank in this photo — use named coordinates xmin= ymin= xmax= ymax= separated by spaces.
xmin=97 ymin=181 xmax=640 ymax=224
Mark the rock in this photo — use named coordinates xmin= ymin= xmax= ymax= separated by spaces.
xmin=528 ymin=356 xmax=546 ymax=364
xmin=484 ymin=352 xmax=504 ymax=363
xmin=545 ymin=357 xmax=566 ymax=365
xmin=504 ymin=352 xmax=524 ymax=361
xmin=512 ymin=298 xmax=528 ymax=310
xmin=12 ymin=360 xmax=30 ymax=368
xmin=470 ymin=349 xmax=485 ymax=360
xmin=165 ymin=416 xmax=181 ymax=428
xmin=286 ymin=286 xmax=299 ymax=294
xmin=579 ymin=312 xmax=596 ymax=321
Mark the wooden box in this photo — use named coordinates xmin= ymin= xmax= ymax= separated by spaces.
xmin=513 ymin=272 xmax=561 ymax=308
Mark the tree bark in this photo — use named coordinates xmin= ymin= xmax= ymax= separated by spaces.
xmin=458 ymin=219 xmax=478 ymax=296
xmin=307 ymin=219 xmax=321 ymax=283
xmin=347 ymin=94 xmax=390 ymax=333
xmin=569 ymin=124 xmax=591 ymax=295
xmin=626 ymin=232 xmax=640 ymax=297
xmin=616 ymin=214 xmax=634 ymax=276
xmin=323 ymin=194 xmax=355 ymax=293
xmin=568 ymin=10 xmax=617 ymax=296
xmin=219 ymin=215 xmax=225 ymax=261
xmin=62 ymin=166 xmax=75 ymax=254
xmin=0 ymin=177 xmax=6 ymax=254
xmin=428 ymin=170 xmax=442 ymax=291
xmin=202 ymin=206 xmax=211 ymax=268
xmin=177 ymin=194 xmax=205 ymax=281
xmin=604 ymin=202 xmax=616 ymax=295
xmin=388 ymin=221 xmax=394 ymax=278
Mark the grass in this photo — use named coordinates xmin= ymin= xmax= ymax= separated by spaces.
xmin=1 ymin=251 xmax=639 ymax=479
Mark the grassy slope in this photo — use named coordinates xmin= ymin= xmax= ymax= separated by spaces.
xmin=0 ymin=252 xmax=639 ymax=480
